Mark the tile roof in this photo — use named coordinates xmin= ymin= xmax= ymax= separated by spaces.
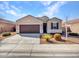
xmin=67 ymin=19 xmax=79 ymax=24
xmin=36 ymin=16 xmax=49 ymax=22
xmin=0 ymin=18 xmax=15 ymax=24
xmin=50 ymin=17 xmax=62 ymax=21
xmin=16 ymin=15 xmax=62 ymax=22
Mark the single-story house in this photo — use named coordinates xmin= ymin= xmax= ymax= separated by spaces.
xmin=67 ymin=19 xmax=79 ymax=33
xmin=0 ymin=18 xmax=15 ymax=33
xmin=16 ymin=15 xmax=62 ymax=34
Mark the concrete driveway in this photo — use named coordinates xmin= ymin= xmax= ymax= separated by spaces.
xmin=2 ymin=34 xmax=40 ymax=44
xmin=0 ymin=34 xmax=79 ymax=58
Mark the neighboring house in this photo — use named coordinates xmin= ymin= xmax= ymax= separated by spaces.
xmin=67 ymin=19 xmax=79 ymax=33
xmin=16 ymin=15 xmax=62 ymax=34
xmin=0 ymin=18 xmax=16 ymax=33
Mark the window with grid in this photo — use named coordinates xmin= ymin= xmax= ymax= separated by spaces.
xmin=51 ymin=23 xmax=59 ymax=29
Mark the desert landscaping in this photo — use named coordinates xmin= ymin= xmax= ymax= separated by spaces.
xmin=0 ymin=32 xmax=16 ymax=41
xmin=40 ymin=33 xmax=79 ymax=44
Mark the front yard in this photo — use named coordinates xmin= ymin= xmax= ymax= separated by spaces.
xmin=0 ymin=32 xmax=16 ymax=41
xmin=40 ymin=34 xmax=79 ymax=44
xmin=0 ymin=32 xmax=79 ymax=44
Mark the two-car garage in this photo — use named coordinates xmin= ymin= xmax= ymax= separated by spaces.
xmin=20 ymin=25 xmax=40 ymax=33
xmin=16 ymin=15 xmax=43 ymax=33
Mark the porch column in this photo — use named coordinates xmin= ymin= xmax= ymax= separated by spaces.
xmin=16 ymin=24 xmax=19 ymax=33
xmin=40 ymin=24 xmax=43 ymax=33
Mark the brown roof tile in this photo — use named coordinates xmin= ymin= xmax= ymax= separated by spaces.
xmin=67 ymin=19 xmax=79 ymax=24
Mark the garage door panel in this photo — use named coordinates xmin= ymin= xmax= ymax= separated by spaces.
xmin=20 ymin=25 xmax=40 ymax=33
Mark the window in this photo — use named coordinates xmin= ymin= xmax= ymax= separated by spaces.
xmin=51 ymin=23 xmax=59 ymax=29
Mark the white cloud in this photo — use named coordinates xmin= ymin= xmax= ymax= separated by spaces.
xmin=6 ymin=10 xmax=17 ymax=16
xmin=0 ymin=2 xmax=16 ymax=10
xmin=6 ymin=9 xmax=27 ymax=17
xmin=40 ymin=1 xmax=52 ymax=6
xmin=0 ymin=1 xmax=26 ymax=17
xmin=0 ymin=1 xmax=21 ymax=12
xmin=0 ymin=1 xmax=27 ymax=21
xmin=10 ymin=5 xmax=21 ymax=12
xmin=38 ymin=1 xmax=67 ymax=17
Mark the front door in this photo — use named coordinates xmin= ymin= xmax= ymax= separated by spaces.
xmin=43 ymin=23 xmax=47 ymax=33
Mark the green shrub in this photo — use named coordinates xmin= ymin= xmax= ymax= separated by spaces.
xmin=54 ymin=33 xmax=62 ymax=41
xmin=41 ymin=34 xmax=53 ymax=41
xmin=2 ymin=32 xmax=11 ymax=37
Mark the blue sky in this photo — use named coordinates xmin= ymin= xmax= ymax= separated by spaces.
xmin=0 ymin=1 xmax=79 ymax=22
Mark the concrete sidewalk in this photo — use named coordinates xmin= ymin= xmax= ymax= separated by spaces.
xmin=0 ymin=34 xmax=79 ymax=58
xmin=0 ymin=44 xmax=79 ymax=58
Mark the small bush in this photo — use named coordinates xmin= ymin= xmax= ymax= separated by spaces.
xmin=54 ymin=33 xmax=62 ymax=41
xmin=68 ymin=32 xmax=79 ymax=36
xmin=2 ymin=32 xmax=11 ymax=37
xmin=41 ymin=34 xmax=53 ymax=41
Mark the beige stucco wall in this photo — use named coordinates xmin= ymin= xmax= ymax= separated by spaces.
xmin=0 ymin=22 xmax=15 ymax=33
xmin=69 ymin=23 xmax=79 ymax=33
xmin=47 ymin=20 xmax=62 ymax=33
xmin=16 ymin=16 xmax=43 ymax=33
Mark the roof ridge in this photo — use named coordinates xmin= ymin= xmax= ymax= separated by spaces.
xmin=0 ymin=18 xmax=15 ymax=24
xmin=16 ymin=15 xmax=43 ymax=22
